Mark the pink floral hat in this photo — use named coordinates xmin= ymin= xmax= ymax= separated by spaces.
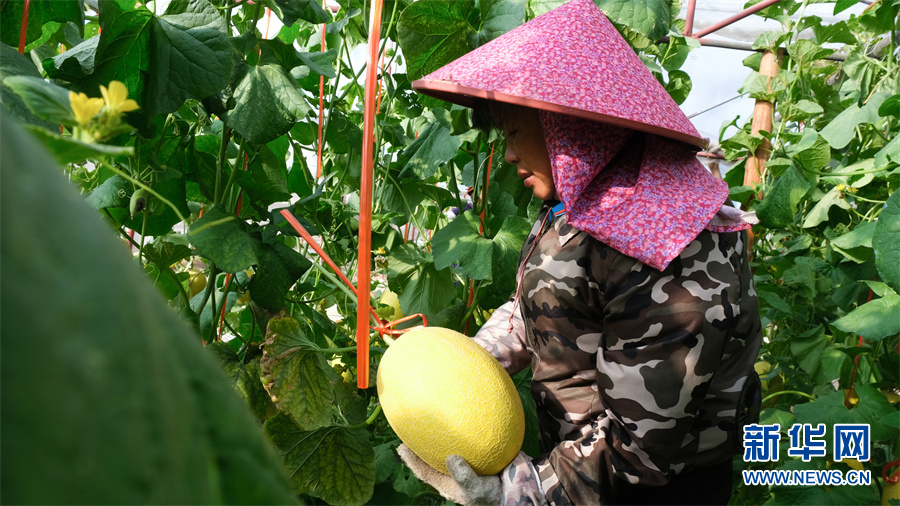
xmin=412 ymin=0 xmax=705 ymax=148
xmin=412 ymin=0 xmax=756 ymax=270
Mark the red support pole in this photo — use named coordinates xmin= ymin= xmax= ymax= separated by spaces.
xmin=357 ymin=0 xmax=385 ymax=389
xmin=684 ymin=0 xmax=697 ymax=36
xmin=18 ymin=0 xmax=31 ymax=54
xmin=691 ymin=0 xmax=783 ymax=39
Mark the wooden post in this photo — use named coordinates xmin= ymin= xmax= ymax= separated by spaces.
xmin=744 ymin=49 xmax=780 ymax=253
xmin=745 ymin=49 xmax=781 ymax=194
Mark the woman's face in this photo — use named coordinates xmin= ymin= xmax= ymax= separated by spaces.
xmin=492 ymin=104 xmax=557 ymax=201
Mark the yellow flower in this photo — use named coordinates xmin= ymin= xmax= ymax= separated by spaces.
xmin=100 ymin=80 xmax=139 ymax=115
xmin=69 ymin=91 xmax=104 ymax=126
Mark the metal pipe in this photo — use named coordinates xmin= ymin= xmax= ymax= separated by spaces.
xmin=660 ymin=35 xmax=847 ymax=61
xmin=684 ymin=0 xmax=697 ymax=36
xmin=691 ymin=0 xmax=783 ymax=39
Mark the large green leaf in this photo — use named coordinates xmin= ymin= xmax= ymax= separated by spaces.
xmin=44 ymin=35 xmax=100 ymax=82
xmin=3 ymin=75 xmax=75 ymax=126
xmin=23 ymin=126 xmax=134 ymax=165
xmin=144 ymin=0 xmax=233 ymax=118
xmin=819 ymin=92 xmax=889 ymax=150
xmin=477 ymin=0 xmax=526 ymax=44
xmin=597 ymin=0 xmax=671 ymax=41
xmin=264 ymin=0 xmax=331 ymax=26
xmin=0 ymin=114 xmax=296 ymax=504
xmin=248 ymin=242 xmax=312 ymax=311
xmin=431 ymin=211 xmax=494 ymax=280
xmin=227 ymin=64 xmax=309 ymax=144
xmin=398 ymin=119 xmax=463 ymax=179
xmin=831 ymin=294 xmax=900 ymax=341
xmin=261 ymin=317 xmax=338 ymax=430
xmin=397 ymin=0 xmax=474 ymax=81
xmin=0 ymin=43 xmax=56 ymax=130
xmin=264 ymin=413 xmax=375 ymax=505
xmin=386 ymin=242 xmax=456 ymax=317
xmin=756 ymin=165 xmax=811 ymax=228
xmin=188 ymin=206 xmax=260 ymax=273
xmin=82 ymin=0 xmax=152 ymax=107
xmin=874 ymin=189 xmax=900 ymax=292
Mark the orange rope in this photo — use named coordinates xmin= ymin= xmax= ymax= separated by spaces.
xmin=464 ymin=142 xmax=495 ymax=334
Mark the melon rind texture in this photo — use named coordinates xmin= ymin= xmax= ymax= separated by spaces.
xmin=376 ymin=327 xmax=525 ymax=476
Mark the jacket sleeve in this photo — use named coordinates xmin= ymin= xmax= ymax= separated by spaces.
xmin=526 ymin=234 xmax=756 ymax=505
xmin=472 ymin=300 xmax=532 ymax=376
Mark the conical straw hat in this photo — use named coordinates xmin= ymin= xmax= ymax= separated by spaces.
xmin=412 ymin=0 xmax=705 ymax=148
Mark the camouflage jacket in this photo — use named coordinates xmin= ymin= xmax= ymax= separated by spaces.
xmin=474 ymin=203 xmax=761 ymax=505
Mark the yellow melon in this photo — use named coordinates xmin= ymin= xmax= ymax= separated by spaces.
xmin=376 ymin=326 xmax=525 ymax=475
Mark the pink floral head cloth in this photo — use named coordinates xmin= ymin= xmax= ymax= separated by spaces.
xmin=413 ymin=0 xmax=755 ymax=270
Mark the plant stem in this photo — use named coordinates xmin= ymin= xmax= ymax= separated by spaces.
xmin=215 ymin=127 xmax=232 ymax=205
xmin=761 ymin=390 xmax=816 ymax=404
xmin=345 ymin=404 xmax=383 ymax=430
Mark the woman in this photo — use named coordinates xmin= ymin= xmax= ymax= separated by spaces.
xmin=398 ymin=1 xmax=762 ymax=504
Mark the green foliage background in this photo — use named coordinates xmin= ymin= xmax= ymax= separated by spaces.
xmin=0 ymin=0 xmax=897 ymax=504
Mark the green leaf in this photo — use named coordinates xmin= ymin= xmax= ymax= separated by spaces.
xmin=789 ymin=325 xmax=828 ymax=376
xmin=758 ymin=289 xmax=793 ymax=314
xmin=0 ymin=114 xmax=296 ymax=504
xmin=787 ymin=39 xmax=834 ymax=68
xmin=0 ymin=43 xmax=56 ymax=130
xmin=144 ymin=0 xmax=233 ymax=117
xmin=597 ymin=0 xmax=671 ymax=41
xmin=264 ymin=0 xmax=331 ymax=26
xmin=261 ymin=317 xmax=337 ymax=430
xmin=2 ymin=75 xmax=75 ymax=126
xmin=82 ymin=1 xmax=152 ymax=109
xmin=819 ymin=93 xmax=889 ymax=150
xmin=830 ymin=220 xmax=876 ymax=263
xmin=874 ymin=190 xmax=900 ymax=293
xmin=432 ymin=212 xmax=494 ymax=280
xmin=298 ymin=48 xmax=338 ymax=78
xmin=397 ymin=0 xmax=474 ymax=81
xmin=874 ymin=135 xmax=900 ymax=168
xmin=44 ymin=35 xmax=99 ymax=82
xmin=791 ymin=129 xmax=831 ymax=174
xmin=188 ymin=206 xmax=260 ymax=273
xmin=248 ymin=242 xmax=311 ymax=311
xmin=386 ymin=242 xmax=456 ymax=317
xmin=235 ymin=147 xmax=292 ymax=206
xmin=664 ymin=69 xmax=691 ymax=105
xmin=86 ymin=175 xmax=131 ymax=210
xmin=488 ymin=215 xmax=530 ymax=305
xmin=207 ymin=342 xmax=277 ymax=421
xmin=264 ymin=413 xmax=375 ymax=505
xmin=756 ymin=165 xmax=810 ymax=228
xmin=143 ymin=238 xmax=192 ymax=267
xmin=831 ymin=295 xmax=900 ymax=341
xmin=795 ymin=385 xmax=897 ymax=443
xmin=227 ymin=64 xmax=309 ymax=145
xmin=779 ymin=98 xmax=823 ymax=122
xmin=398 ymin=119 xmax=463 ymax=179
xmin=23 ymin=126 xmax=134 ymax=165
xmin=802 ymin=187 xmax=850 ymax=229
xmin=477 ymin=0 xmax=526 ymax=44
